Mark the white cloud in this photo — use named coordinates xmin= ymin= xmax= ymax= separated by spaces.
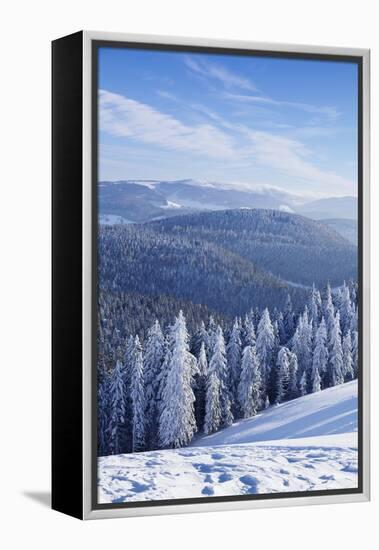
xmin=100 ymin=89 xmax=236 ymax=159
xmin=99 ymin=89 xmax=354 ymax=196
xmin=184 ymin=56 xmax=257 ymax=92
xmin=156 ymin=90 xmax=178 ymax=101
xmin=242 ymin=129 xmax=353 ymax=193
xmin=223 ymin=92 xmax=340 ymax=120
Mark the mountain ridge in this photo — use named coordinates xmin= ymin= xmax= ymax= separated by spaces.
xmin=99 ymin=179 xmax=358 ymax=223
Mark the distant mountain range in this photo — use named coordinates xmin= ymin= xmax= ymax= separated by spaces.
xmin=99 ymin=180 xmax=358 ymax=228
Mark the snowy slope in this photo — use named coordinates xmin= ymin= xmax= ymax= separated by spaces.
xmin=98 ymin=381 xmax=358 ymax=503
xmin=193 ymin=380 xmax=358 ymax=448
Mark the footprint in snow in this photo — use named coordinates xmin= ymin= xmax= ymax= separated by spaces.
xmin=240 ymin=475 xmax=258 ymax=494
xmin=211 ymin=452 xmax=225 ymax=460
xmin=319 ymin=474 xmax=335 ymax=481
xmin=219 ymin=472 xmax=233 ymax=483
xmin=341 ymin=463 xmax=358 ymax=473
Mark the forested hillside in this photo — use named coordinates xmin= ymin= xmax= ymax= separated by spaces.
xmin=98 ymin=220 xmax=305 ymax=318
xmin=98 ymin=290 xmax=229 ymax=372
xmin=149 ymin=209 xmax=357 ymax=287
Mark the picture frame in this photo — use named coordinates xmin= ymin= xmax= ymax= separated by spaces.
xmin=52 ymin=30 xmax=370 ymax=520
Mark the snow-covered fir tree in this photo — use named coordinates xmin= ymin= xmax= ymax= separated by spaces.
xmin=299 ymin=370 xmax=307 ymax=397
xmin=194 ymin=342 xmax=208 ymax=430
xmin=144 ymin=320 xmax=165 ymax=449
xmin=130 ymin=336 xmax=145 ymax=452
xmin=308 ymin=283 xmax=322 ymax=326
xmin=277 ymin=312 xmax=287 ymax=345
xmin=238 ymin=345 xmax=261 ymax=418
xmin=342 ymin=330 xmax=354 ymax=381
xmin=312 ymin=316 xmax=328 ymax=389
xmin=291 ymin=307 xmax=313 ymax=391
xmin=323 ymin=282 xmax=335 ymax=337
xmin=226 ymin=319 xmax=242 ymax=412
xmin=283 ymin=294 xmax=295 ymax=341
xmin=312 ymin=366 xmax=321 ymax=393
xmin=256 ymin=308 xmax=275 ymax=387
xmin=339 ymin=282 xmax=352 ymax=336
xmin=206 ymin=316 xmax=217 ymax=360
xmin=108 ymin=359 xmax=127 ymax=455
xmin=209 ymin=326 xmax=233 ymax=428
xmin=97 ymin=373 xmax=109 ymax=456
xmin=329 ymin=311 xmax=344 ymax=387
xmin=242 ymin=314 xmax=256 ymax=347
xmin=204 ymin=369 xmax=222 ymax=434
xmin=191 ymin=321 xmax=209 ymax=359
xmin=275 ymin=347 xmax=290 ymax=404
xmin=287 ymin=350 xmax=299 ymax=400
xmin=351 ymin=330 xmax=358 ymax=377
xmin=158 ymin=311 xmax=197 ymax=448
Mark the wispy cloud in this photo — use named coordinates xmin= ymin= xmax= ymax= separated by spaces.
xmin=222 ymin=92 xmax=340 ymax=120
xmin=242 ymin=129 xmax=352 ymax=192
xmin=184 ymin=56 xmax=257 ymax=92
xmin=100 ymin=89 xmax=236 ymax=159
xmin=156 ymin=90 xmax=178 ymax=101
xmin=184 ymin=56 xmax=340 ymax=122
xmin=100 ymin=89 xmax=354 ymax=196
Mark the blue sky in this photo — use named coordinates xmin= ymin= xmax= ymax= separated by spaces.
xmin=98 ymin=46 xmax=358 ymax=198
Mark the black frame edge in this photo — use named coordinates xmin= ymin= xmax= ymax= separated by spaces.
xmin=52 ymin=30 xmax=84 ymax=520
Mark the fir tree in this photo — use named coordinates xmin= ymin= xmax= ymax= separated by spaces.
xmin=98 ymin=372 xmax=110 ymax=456
xmin=156 ymin=325 xmax=174 ymax=417
xmin=299 ymin=370 xmax=307 ymax=396
xmin=283 ymin=294 xmax=295 ymax=341
xmin=210 ymin=326 xmax=233 ymax=428
xmin=312 ymin=366 xmax=321 ymax=393
xmin=238 ymin=345 xmax=261 ymax=418
xmin=144 ymin=320 xmax=164 ymax=449
xmin=312 ymin=317 xmax=328 ymax=388
xmin=206 ymin=316 xmax=217 ymax=360
xmin=287 ymin=350 xmax=299 ymax=400
xmin=256 ymin=308 xmax=275 ymax=387
xmin=159 ymin=311 xmax=197 ymax=448
xmin=329 ymin=311 xmax=344 ymax=386
xmin=276 ymin=347 xmax=290 ymax=404
xmin=204 ymin=370 xmax=221 ymax=434
xmin=242 ymin=314 xmax=256 ymax=347
xmin=342 ymin=330 xmax=354 ymax=381
xmin=291 ymin=308 xmax=313 ymax=391
xmin=339 ymin=282 xmax=352 ymax=335
xmin=308 ymin=283 xmax=321 ymax=324
xmin=226 ymin=319 xmax=242 ymax=411
xmin=277 ymin=312 xmax=287 ymax=345
xmin=191 ymin=321 xmax=209 ymax=359
xmin=323 ymin=282 xmax=335 ymax=337
xmin=351 ymin=330 xmax=358 ymax=377
xmin=130 ymin=336 xmax=145 ymax=452
xmin=108 ymin=359 xmax=127 ymax=455
xmin=194 ymin=342 xmax=208 ymax=430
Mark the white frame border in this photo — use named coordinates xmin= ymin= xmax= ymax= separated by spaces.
xmin=82 ymin=31 xmax=370 ymax=520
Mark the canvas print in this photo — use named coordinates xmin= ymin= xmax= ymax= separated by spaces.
xmin=96 ymin=45 xmax=359 ymax=505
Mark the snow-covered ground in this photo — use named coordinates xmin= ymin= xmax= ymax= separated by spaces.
xmin=98 ymin=381 xmax=358 ymax=503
